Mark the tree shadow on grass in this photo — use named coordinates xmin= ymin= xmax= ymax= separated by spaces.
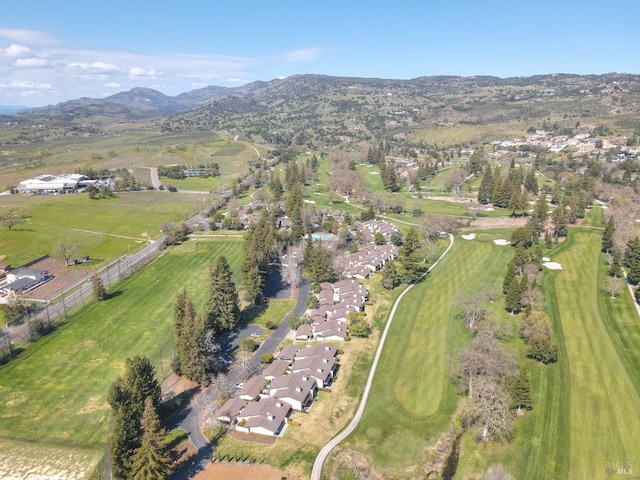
xmin=105 ymin=290 xmax=124 ymax=300
xmin=241 ymin=302 xmax=268 ymax=326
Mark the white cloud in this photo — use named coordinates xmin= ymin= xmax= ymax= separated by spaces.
xmin=14 ymin=57 xmax=48 ymax=68
xmin=0 ymin=43 xmax=31 ymax=58
xmin=5 ymin=80 xmax=52 ymax=90
xmin=0 ymin=29 xmax=58 ymax=45
xmin=21 ymin=89 xmax=46 ymax=97
xmin=0 ymin=28 xmax=329 ymax=106
xmin=66 ymin=61 xmax=122 ymax=73
xmin=278 ymin=47 xmax=323 ymax=63
xmin=129 ymin=67 xmax=157 ymax=78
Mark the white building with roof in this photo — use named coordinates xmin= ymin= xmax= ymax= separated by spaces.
xmin=17 ymin=174 xmax=96 ymax=194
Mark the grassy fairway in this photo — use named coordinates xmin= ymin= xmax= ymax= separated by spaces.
xmin=344 ymin=232 xmax=514 ymax=475
xmin=550 ymin=230 xmax=640 ymax=479
xmin=460 ymin=229 xmax=640 ymax=479
xmin=0 ymin=237 xmax=243 ymax=476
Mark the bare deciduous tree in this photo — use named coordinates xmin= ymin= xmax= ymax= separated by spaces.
xmin=474 ymin=377 xmax=515 ymax=441
xmin=0 ymin=207 xmax=25 ymax=231
xmin=451 ymin=330 xmax=517 ymax=399
xmin=455 ymin=291 xmax=488 ymax=330
xmin=53 ymin=239 xmax=81 ymax=266
xmin=604 ymin=275 xmax=624 ymax=299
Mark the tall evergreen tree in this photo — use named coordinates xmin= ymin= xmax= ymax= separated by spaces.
xmin=524 ymin=168 xmax=539 ymax=194
xmin=381 ymin=259 xmax=399 ymax=290
xmin=602 ymin=215 xmax=615 ymax=253
xmin=505 ymin=276 xmax=523 ymax=313
xmin=506 ymin=368 xmax=533 ymax=411
xmin=503 ymin=260 xmax=517 ymax=294
xmin=206 ymin=256 xmax=240 ymax=332
xmin=610 ymin=249 xmax=623 ymax=278
xmin=176 ymin=297 xmax=209 ymax=385
xmin=302 ymin=238 xmax=334 ymax=283
xmin=108 ymin=356 xmax=161 ymax=480
xmin=477 ymin=163 xmax=494 ymax=204
xmin=130 ymin=397 xmax=172 ymax=480
xmin=626 ymin=236 xmax=640 ymax=285
xmin=399 ymin=227 xmax=427 ymax=283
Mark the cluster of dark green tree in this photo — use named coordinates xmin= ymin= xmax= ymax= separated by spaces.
xmin=86 ymin=184 xmax=113 ymax=199
xmin=157 ymin=163 xmax=220 ymax=179
xmin=162 ymin=222 xmax=191 ymax=247
xmin=501 ymin=243 xmax=559 ymax=364
xmin=381 ymin=227 xmax=430 ymax=288
xmin=303 ymin=237 xmax=336 ymax=284
xmin=619 ymin=220 xmax=640 ymax=302
xmin=241 ymin=211 xmax=278 ymax=304
xmin=108 ymin=356 xmax=171 ymax=480
xmin=366 ymin=140 xmax=399 ymax=192
xmin=172 ymin=256 xmax=240 ymax=385
xmin=477 ymin=163 xmax=538 ymax=215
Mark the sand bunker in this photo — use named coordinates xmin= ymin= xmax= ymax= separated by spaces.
xmin=485 ymin=207 xmax=495 ymax=211
xmin=494 ymin=239 xmax=511 ymax=245
xmin=543 ymin=262 xmax=563 ymax=270
xmin=369 ymin=171 xmax=380 ymax=175
xmin=542 ymin=257 xmax=550 ymax=262
xmin=303 ymin=199 xmax=316 ymax=204
xmin=461 ymin=233 xmax=477 ymax=240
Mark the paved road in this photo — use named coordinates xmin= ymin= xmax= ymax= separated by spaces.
xmin=310 ymin=234 xmax=455 ymax=480
xmin=168 ymin=277 xmax=308 ymax=479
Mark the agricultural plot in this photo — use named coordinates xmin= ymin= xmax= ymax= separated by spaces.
xmin=0 ymin=236 xmax=244 ymax=478
xmin=0 ymin=191 xmax=210 ymax=266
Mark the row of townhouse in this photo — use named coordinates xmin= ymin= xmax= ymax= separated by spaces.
xmin=298 ymin=279 xmax=370 ymax=341
xmin=342 ymin=243 xmax=398 ymax=279
xmin=217 ymin=344 xmax=338 ymax=436
xmin=357 ymin=219 xmax=399 ymax=243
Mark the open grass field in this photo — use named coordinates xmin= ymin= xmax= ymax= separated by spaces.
xmin=408 ymin=121 xmax=531 ymax=145
xmin=0 ymin=236 xmax=244 ymax=478
xmin=0 ymin=191 xmax=209 ymax=266
xmin=341 ymin=231 xmax=516 ymax=476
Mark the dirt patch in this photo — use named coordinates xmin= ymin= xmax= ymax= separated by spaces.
xmin=228 ymin=429 xmax=277 ymax=445
xmin=25 ymin=257 xmax=91 ymax=301
xmin=170 ymin=440 xmax=197 ymax=470
xmin=466 ymin=216 xmax=528 ymax=230
xmin=161 ymin=373 xmax=199 ymax=400
xmin=194 ymin=462 xmax=299 ymax=480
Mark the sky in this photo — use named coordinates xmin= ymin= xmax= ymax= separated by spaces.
xmin=1 ymin=0 xmax=639 ymax=108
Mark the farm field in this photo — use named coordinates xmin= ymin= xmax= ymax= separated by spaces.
xmin=0 ymin=236 xmax=244 ymax=478
xmin=0 ymin=191 xmax=210 ymax=266
xmin=340 ymin=231 xmax=516 ymax=477
xmin=0 ymin=131 xmax=259 ymax=192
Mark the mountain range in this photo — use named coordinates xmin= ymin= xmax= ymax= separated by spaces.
xmin=2 ymin=73 xmax=639 ymax=145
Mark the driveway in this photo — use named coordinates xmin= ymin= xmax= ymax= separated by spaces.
xmin=168 ymin=277 xmax=308 ymax=479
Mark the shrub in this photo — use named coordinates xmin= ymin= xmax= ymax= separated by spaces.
xmin=261 ymin=353 xmax=273 ymax=364
xmin=240 ymin=338 xmax=256 ymax=352
xmin=265 ymin=319 xmax=279 ymax=330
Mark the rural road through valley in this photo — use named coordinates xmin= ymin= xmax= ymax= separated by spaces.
xmin=310 ymin=233 xmax=455 ymax=480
